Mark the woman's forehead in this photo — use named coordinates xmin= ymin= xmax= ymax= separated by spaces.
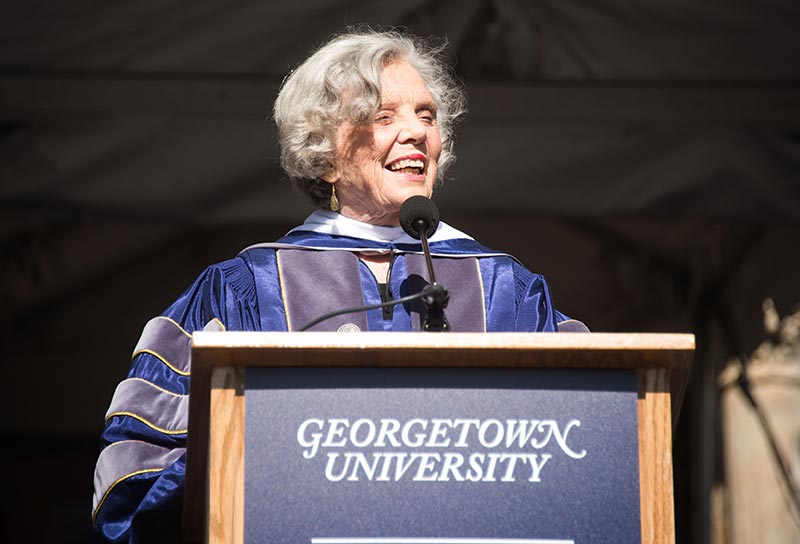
xmin=379 ymin=61 xmax=436 ymax=107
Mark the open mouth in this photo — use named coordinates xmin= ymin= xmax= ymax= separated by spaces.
xmin=386 ymin=155 xmax=426 ymax=176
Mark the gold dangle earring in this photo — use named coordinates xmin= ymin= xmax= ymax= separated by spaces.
xmin=330 ymin=184 xmax=340 ymax=212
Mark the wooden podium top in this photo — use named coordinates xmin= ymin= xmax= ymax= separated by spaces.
xmin=192 ymin=331 xmax=694 ymax=355
xmin=190 ymin=331 xmax=694 ymax=413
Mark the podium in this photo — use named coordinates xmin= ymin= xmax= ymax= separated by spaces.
xmin=184 ymin=332 xmax=693 ymax=544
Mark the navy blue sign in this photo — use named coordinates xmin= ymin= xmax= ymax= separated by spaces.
xmin=244 ymin=368 xmax=640 ymax=544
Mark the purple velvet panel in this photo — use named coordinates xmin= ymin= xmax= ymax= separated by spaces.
xmin=105 ymin=378 xmax=188 ymax=434
xmin=557 ymin=319 xmax=590 ymax=332
xmin=404 ymin=254 xmax=486 ymax=332
xmin=93 ymin=441 xmax=186 ymax=515
xmin=131 ymin=317 xmax=192 ymax=375
xmin=277 ymin=249 xmax=369 ymax=332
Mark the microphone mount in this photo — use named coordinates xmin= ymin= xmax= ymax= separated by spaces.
xmin=403 ymin=198 xmax=450 ymax=332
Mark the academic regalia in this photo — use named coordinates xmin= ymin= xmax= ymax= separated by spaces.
xmin=92 ymin=210 xmax=580 ymax=543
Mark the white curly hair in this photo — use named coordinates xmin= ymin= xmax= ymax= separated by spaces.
xmin=273 ymin=28 xmax=467 ymax=208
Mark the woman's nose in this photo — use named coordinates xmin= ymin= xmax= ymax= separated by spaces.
xmin=397 ymin=115 xmax=427 ymax=143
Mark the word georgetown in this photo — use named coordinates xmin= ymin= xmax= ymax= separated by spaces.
xmin=296 ymin=417 xmax=587 ymax=484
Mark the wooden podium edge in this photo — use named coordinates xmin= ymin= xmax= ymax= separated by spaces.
xmin=184 ymin=332 xmax=695 ymax=544
xmin=207 ymin=367 xmax=245 ymax=544
xmin=638 ymin=367 xmax=675 ymax=544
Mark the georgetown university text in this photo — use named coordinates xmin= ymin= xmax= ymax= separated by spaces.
xmin=296 ymin=417 xmax=587 ymax=483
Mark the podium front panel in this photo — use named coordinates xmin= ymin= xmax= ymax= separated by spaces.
xmin=243 ymin=367 xmax=641 ymax=544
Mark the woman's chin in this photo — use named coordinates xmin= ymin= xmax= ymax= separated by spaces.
xmin=390 ymin=177 xmax=435 ymax=199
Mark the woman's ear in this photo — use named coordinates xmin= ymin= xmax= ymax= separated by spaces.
xmin=320 ymin=162 xmax=339 ymax=183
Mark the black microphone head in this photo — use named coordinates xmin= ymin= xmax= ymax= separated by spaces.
xmin=399 ymin=196 xmax=440 ymax=239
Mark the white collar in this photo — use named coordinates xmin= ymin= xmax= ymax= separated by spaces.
xmin=288 ymin=209 xmax=474 ymax=244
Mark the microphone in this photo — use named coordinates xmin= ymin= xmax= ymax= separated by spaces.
xmin=399 ymin=195 xmax=440 ymax=240
xmin=399 ymin=196 xmax=450 ymax=332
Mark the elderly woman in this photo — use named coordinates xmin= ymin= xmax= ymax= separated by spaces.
xmin=92 ymin=29 xmax=580 ymax=542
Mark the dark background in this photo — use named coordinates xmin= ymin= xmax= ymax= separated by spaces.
xmin=1 ymin=1 xmax=799 ymax=542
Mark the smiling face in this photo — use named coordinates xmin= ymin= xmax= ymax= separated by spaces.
xmin=324 ymin=60 xmax=443 ymax=226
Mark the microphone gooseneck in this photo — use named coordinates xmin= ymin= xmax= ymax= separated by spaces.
xmin=399 ymin=195 xmax=440 ymax=284
xmin=399 ymin=196 xmax=450 ymax=332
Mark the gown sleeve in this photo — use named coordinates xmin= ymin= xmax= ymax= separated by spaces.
xmin=511 ymin=260 xmax=588 ymax=332
xmin=512 ymin=261 xmax=560 ymax=332
xmin=92 ymin=258 xmax=258 ymax=543
xmin=480 ymin=255 xmax=563 ymax=332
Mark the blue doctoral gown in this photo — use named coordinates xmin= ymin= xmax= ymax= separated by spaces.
xmin=92 ymin=212 xmax=576 ymax=543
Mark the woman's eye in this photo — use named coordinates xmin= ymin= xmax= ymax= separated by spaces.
xmin=374 ymin=113 xmax=392 ymax=123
